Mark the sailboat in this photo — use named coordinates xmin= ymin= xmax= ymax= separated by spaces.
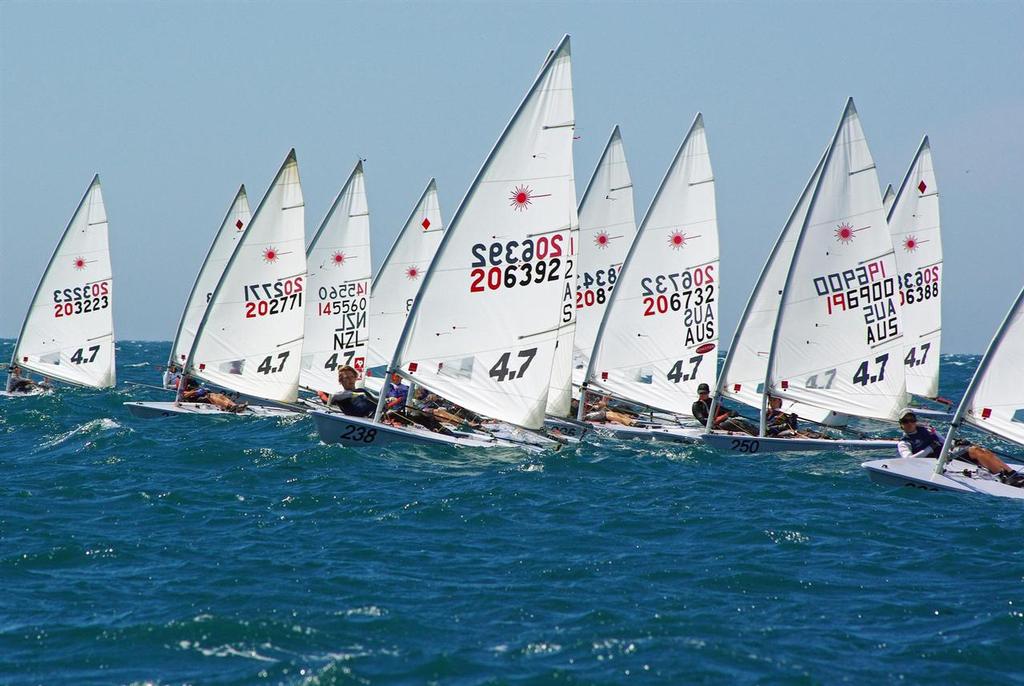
xmin=161 ymin=185 xmax=251 ymax=387
xmin=6 ymin=176 xmax=115 ymax=394
xmin=887 ymin=137 xmax=949 ymax=416
xmin=363 ymin=178 xmax=445 ymax=391
xmin=574 ymin=114 xmax=717 ymax=444
xmin=299 ymin=161 xmax=372 ymax=396
xmin=125 ymin=151 xmax=306 ymax=418
xmin=310 ymin=35 xmax=577 ymax=451
xmin=703 ymin=99 xmax=903 ymax=453
xmin=863 ymin=285 xmax=1024 ymax=499
xmin=542 ymin=127 xmax=638 ymax=440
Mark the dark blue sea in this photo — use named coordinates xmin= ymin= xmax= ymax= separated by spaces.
xmin=1 ymin=340 xmax=1022 ymax=685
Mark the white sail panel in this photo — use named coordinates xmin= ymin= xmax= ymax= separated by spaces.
xmin=12 ymin=176 xmax=115 ymax=388
xmin=366 ymin=179 xmax=444 ymax=377
xmin=573 ymin=127 xmax=637 ymax=388
xmin=769 ymin=100 xmax=907 ymax=421
xmin=585 ymin=114 xmax=719 ymax=416
xmin=888 ymin=138 xmax=942 ymax=398
xmin=545 ymin=223 xmax=578 ymax=417
xmin=882 ymin=184 xmax=896 ymax=214
xmin=168 ymin=186 xmax=251 ymax=370
xmin=961 ymin=288 xmax=1024 ymax=445
xmin=300 ymin=162 xmax=372 ymax=394
xmin=719 ymin=152 xmax=826 ymax=413
xmin=189 ymin=151 xmax=306 ymax=403
xmin=392 ymin=36 xmax=577 ymax=430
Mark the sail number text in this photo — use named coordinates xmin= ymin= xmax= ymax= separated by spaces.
xmin=243 ymin=277 xmax=303 ymax=318
xmin=52 ymin=281 xmax=111 ymax=318
xmin=640 ymin=265 xmax=716 ymax=346
xmin=814 ymin=258 xmax=900 ymax=345
xmin=469 ymin=236 xmax=568 ymax=293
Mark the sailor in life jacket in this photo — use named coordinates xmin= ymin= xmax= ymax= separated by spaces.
xmin=896 ymin=410 xmax=1024 ymax=486
xmin=318 ymin=364 xmax=377 ymax=417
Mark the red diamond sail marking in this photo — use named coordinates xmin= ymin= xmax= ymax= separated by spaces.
xmin=918 ymin=180 xmax=927 ymax=194
xmin=235 ymin=219 xmax=244 ymax=230
xmin=421 ymin=218 xmax=431 ymax=230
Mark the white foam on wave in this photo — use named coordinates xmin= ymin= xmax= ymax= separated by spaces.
xmin=37 ymin=417 xmax=124 ymax=449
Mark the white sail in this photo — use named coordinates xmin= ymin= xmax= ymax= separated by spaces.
xmin=584 ymin=114 xmax=719 ymax=416
xmin=573 ymin=126 xmax=638 ymax=388
xmin=365 ymin=178 xmax=444 ymax=377
xmin=188 ymin=150 xmax=306 ymax=403
xmin=387 ymin=35 xmax=577 ymax=430
xmin=718 ymin=150 xmax=827 ymax=413
xmin=768 ymin=99 xmax=907 ymax=421
xmin=882 ymin=184 xmax=896 ymax=214
xmin=300 ymin=161 xmax=371 ymax=394
xmin=545 ymin=213 xmax=578 ymax=417
xmin=954 ymin=286 xmax=1024 ymax=446
xmin=888 ymin=137 xmax=942 ymax=399
xmin=11 ymin=176 xmax=115 ymax=388
xmin=167 ymin=186 xmax=251 ymax=370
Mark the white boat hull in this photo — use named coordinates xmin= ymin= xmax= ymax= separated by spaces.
xmin=701 ymin=431 xmax=896 ymax=454
xmin=309 ymin=410 xmax=545 ymax=453
xmin=862 ymin=457 xmax=1024 ymax=499
xmin=123 ymin=401 xmax=300 ymax=419
xmin=590 ymin=422 xmax=703 ymax=444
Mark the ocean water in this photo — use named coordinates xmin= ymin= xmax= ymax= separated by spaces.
xmin=1 ymin=340 xmax=1021 ymax=685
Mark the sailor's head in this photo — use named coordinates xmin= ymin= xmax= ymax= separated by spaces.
xmin=768 ymin=395 xmax=782 ymax=410
xmin=391 ymin=372 xmax=402 ymax=384
xmin=697 ymin=382 xmax=710 ymax=398
xmin=9 ymin=364 xmax=20 ymax=376
xmin=899 ymin=410 xmax=918 ymax=431
xmin=337 ymin=365 xmax=358 ymax=389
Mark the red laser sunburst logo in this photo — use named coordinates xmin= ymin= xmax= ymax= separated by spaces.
xmin=331 ymin=252 xmax=346 ymax=267
xmin=903 ymin=235 xmax=919 ymax=252
xmin=668 ymin=230 xmax=688 ymax=250
xmin=263 ymin=247 xmax=279 ymax=263
xmin=73 ymin=257 xmax=87 ymax=270
xmin=834 ymin=223 xmax=855 ymax=244
xmin=594 ymin=231 xmax=610 ymax=249
xmin=405 ymin=266 xmax=421 ymax=280
xmin=510 ymin=185 xmax=534 ymax=211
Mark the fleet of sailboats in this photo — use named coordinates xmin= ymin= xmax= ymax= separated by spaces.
xmin=5 ymin=37 xmax=1020 ymax=498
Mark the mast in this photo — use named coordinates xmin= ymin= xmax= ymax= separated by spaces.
xmin=374 ymin=35 xmax=573 ymax=424
xmin=760 ymin=98 xmax=855 ymax=436
xmin=935 ymin=285 xmax=1024 ymax=473
xmin=166 ymin=184 xmax=247 ymax=373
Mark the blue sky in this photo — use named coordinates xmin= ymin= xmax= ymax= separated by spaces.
xmin=1 ymin=1 xmax=1022 ymax=351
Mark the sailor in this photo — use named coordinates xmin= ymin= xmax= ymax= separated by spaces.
xmin=179 ymin=375 xmax=248 ymax=413
xmin=384 ymin=372 xmax=409 ymax=411
xmin=6 ymin=364 xmax=48 ymax=394
xmin=897 ymin=410 xmax=1024 ymax=485
xmin=583 ymin=394 xmax=636 ymax=426
xmin=765 ymin=396 xmax=799 ymax=437
xmin=318 ymin=365 xmax=377 ymax=417
xmin=692 ymin=383 xmax=757 ymax=435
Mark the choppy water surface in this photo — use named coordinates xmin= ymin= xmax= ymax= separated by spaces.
xmin=1 ymin=341 xmax=1021 ymax=685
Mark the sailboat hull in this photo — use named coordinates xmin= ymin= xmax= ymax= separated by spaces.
xmin=701 ymin=431 xmax=896 ymax=454
xmin=543 ymin=416 xmax=591 ymax=441
xmin=590 ymin=422 xmax=703 ymax=444
xmin=123 ymin=401 xmax=300 ymax=419
xmin=309 ymin=410 xmax=546 ymax=453
xmin=862 ymin=457 xmax=1024 ymax=499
